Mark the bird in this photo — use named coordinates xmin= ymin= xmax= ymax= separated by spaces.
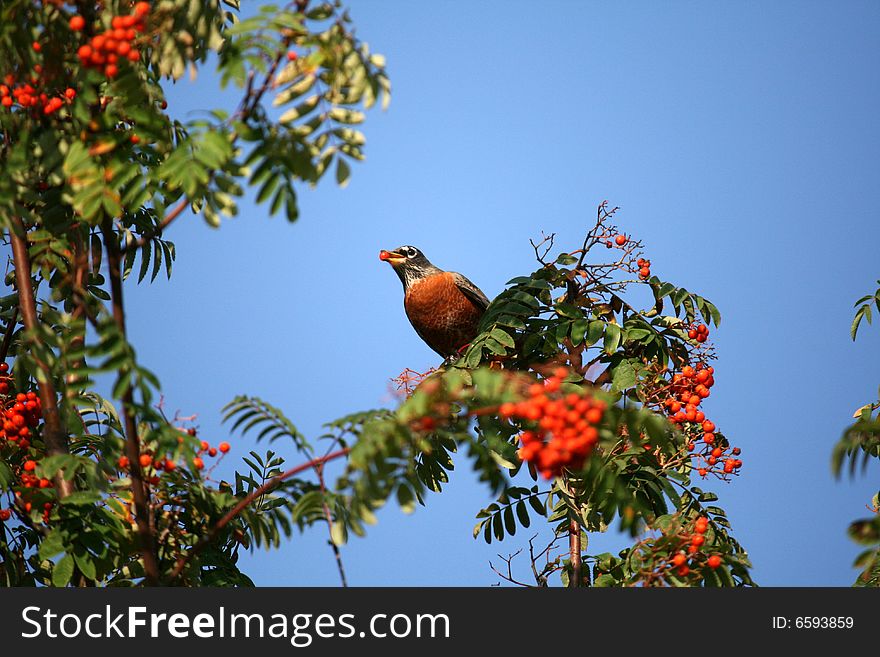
xmin=379 ymin=245 xmax=490 ymax=360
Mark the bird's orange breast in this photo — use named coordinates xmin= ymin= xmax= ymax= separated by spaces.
xmin=404 ymin=272 xmax=484 ymax=357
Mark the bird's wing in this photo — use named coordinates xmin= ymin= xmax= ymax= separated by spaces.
xmin=452 ymin=272 xmax=491 ymax=311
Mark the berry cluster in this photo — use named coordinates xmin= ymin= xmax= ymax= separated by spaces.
xmin=637 ymin=257 xmax=652 ymax=280
xmin=662 ymin=363 xmax=742 ymax=477
xmin=117 ymin=429 xmax=230 ymax=484
xmin=0 ymin=363 xmax=52 ymax=524
xmin=687 ymin=322 xmax=710 ymax=343
xmin=74 ymin=3 xmax=151 ymax=79
xmin=500 ymin=368 xmax=606 ymax=480
xmin=0 ymin=73 xmax=76 ymax=115
xmin=0 ymin=365 xmax=42 ymax=450
xmin=666 ymin=515 xmax=723 ymax=578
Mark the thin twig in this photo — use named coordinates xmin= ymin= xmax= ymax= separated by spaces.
xmin=119 ymin=197 xmax=190 ymax=254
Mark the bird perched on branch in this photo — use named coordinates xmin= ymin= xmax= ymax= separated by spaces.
xmin=379 ymin=245 xmax=490 ymax=360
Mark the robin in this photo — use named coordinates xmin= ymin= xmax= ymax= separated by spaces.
xmin=379 ymin=245 xmax=490 ymax=360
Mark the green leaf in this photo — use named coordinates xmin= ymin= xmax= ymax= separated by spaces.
xmin=489 ymin=328 xmax=515 ymax=348
xmin=330 ymin=521 xmax=347 ymax=546
xmin=611 ymin=360 xmax=637 ymax=391
xmin=585 ymin=320 xmax=605 ymax=346
xmin=335 ymin=157 xmax=351 ymax=188
xmin=39 ymin=530 xmax=66 ymax=560
xmin=52 ymin=554 xmax=75 ymax=587
xmin=73 ymin=549 xmax=97 ymax=580
xmin=0 ymin=461 xmax=12 ymax=488
xmin=603 ymin=323 xmax=622 ymax=354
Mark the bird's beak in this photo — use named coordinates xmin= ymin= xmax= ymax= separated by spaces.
xmin=379 ymin=249 xmax=406 ymax=266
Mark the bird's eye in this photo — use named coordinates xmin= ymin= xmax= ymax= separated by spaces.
xmin=404 ymin=247 xmax=417 ymax=258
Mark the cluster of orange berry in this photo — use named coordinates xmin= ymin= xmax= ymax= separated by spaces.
xmin=500 ymin=368 xmax=606 ymax=480
xmin=73 ymin=2 xmax=150 ymax=79
xmin=662 ymin=363 xmax=742 ymax=477
xmin=637 ymin=257 xmax=652 ymax=280
xmin=0 ymin=363 xmax=53 ymax=523
xmin=0 ymin=365 xmax=42 ymax=451
xmin=117 ymin=432 xmax=230 ymax=483
xmin=687 ymin=322 xmax=710 ymax=343
xmin=667 ymin=515 xmax=723 ymax=577
xmin=0 ymin=72 xmax=76 ymax=115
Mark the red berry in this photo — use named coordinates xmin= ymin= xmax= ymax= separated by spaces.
xmin=64 ymin=88 xmax=76 ymax=100
xmin=287 ymin=50 xmax=298 ymax=61
xmin=32 ymin=42 xmax=41 ymax=52
xmin=0 ymin=509 xmax=10 ymax=521
xmin=208 ymin=447 xmax=217 ymax=457
xmin=614 ymin=234 xmax=627 ymax=246
xmin=707 ymin=555 xmax=722 ymax=569
xmin=69 ymin=15 xmax=86 ymax=31
xmin=105 ymin=64 xmax=119 ymax=78
xmin=23 ymin=460 xmax=36 ymax=472
xmin=219 ymin=442 xmax=230 ymax=453
xmin=130 ymin=134 xmax=140 ymax=144
xmin=139 ymin=454 xmax=152 ymax=468
xmin=134 ymin=2 xmax=151 ymax=18
xmin=192 ymin=457 xmax=204 ymax=470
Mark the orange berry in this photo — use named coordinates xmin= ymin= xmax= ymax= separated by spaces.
xmin=105 ymin=64 xmax=118 ymax=78
xmin=671 ymin=553 xmax=687 ymax=567
xmin=139 ymin=454 xmax=152 ymax=468
xmin=702 ymin=420 xmax=715 ymax=433
xmin=614 ymin=235 xmax=627 ymax=246
xmin=118 ymin=456 xmax=129 ymax=468
xmin=192 ymin=457 xmax=204 ymax=470
xmin=134 ymin=2 xmax=151 ymax=18
xmin=218 ymin=442 xmax=230 ymax=453
xmin=287 ymin=50 xmax=298 ymax=61
xmin=707 ymin=555 xmax=722 ymax=569
xmin=70 ymin=15 xmax=86 ymax=31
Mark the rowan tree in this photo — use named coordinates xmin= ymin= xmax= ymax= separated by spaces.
xmin=0 ymin=1 xmax=752 ymax=588
xmin=0 ymin=0 xmax=388 ymax=586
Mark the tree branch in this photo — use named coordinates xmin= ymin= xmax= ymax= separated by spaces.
xmin=9 ymin=218 xmax=74 ymax=498
xmin=101 ymin=220 xmax=161 ymax=586
xmin=166 ymin=447 xmax=351 ymax=583
xmin=119 ymin=197 xmax=190 ymax=255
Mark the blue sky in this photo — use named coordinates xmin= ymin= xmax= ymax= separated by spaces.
xmin=120 ymin=0 xmax=880 ymax=586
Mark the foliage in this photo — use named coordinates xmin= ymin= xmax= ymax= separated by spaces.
xmin=832 ymin=283 xmax=880 ymax=587
xmin=1 ymin=2 xmax=750 ymax=589
xmin=0 ymin=0 xmax=388 ymax=586
xmin=225 ymin=205 xmax=754 ymax=587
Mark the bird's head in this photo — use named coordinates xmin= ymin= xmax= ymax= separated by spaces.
xmin=379 ymin=245 xmax=440 ymax=288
